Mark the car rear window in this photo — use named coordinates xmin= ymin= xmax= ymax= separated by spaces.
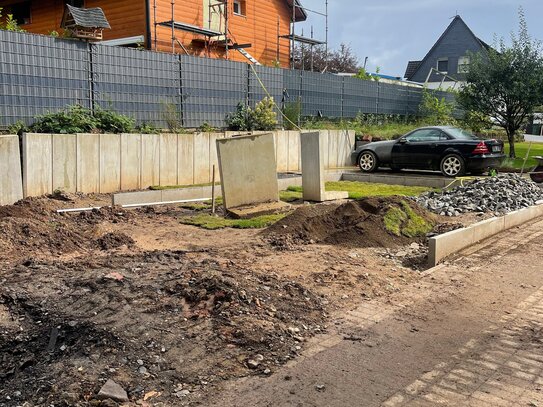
xmin=446 ymin=128 xmax=479 ymax=140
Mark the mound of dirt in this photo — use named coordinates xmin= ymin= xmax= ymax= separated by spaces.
xmin=95 ymin=232 xmax=135 ymax=250
xmin=0 ymin=251 xmax=325 ymax=405
xmin=264 ymin=197 xmax=435 ymax=250
xmin=0 ymin=198 xmax=133 ymax=262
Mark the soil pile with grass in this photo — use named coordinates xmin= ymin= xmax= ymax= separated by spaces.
xmin=265 ymin=197 xmax=435 ymax=249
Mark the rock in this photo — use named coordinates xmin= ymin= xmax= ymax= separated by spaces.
xmin=247 ymin=354 xmax=264 ymax=369
xmin=315 ymin=384 xmax=326 ymax=392
xmin=263 ymin=368 xmax=272 ymax=375
xmin=138 ymin=366 xmax=148 ymax=375
xmin=96 ymin=379 xmax=129 ymax=403
xmin=175 ymin=390 xmax=190 ymax=398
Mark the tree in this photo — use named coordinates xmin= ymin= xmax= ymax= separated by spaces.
xmin=293 ymin=43 xmax=359 ymax=74
xmin=458 ymin=9 xmax=543 ymax=158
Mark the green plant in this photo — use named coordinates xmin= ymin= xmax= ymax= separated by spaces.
xmin=462 ymin=110 xmax=493 ymax=133
xmin=8 ymin=120 xmax=27 ymax=135
xmin=197 ymin=122 xmax=217 ymax=132
xmin=93 ymin=108 xmax=135 ymax=133
xmin=251 ymin=97 xmax=278 ymax=131
xmin=226 ymin=102 xmax=251 ymax=131
xmin=29 ymin=105 xmax=99 ymax=134
xmin=383 ymin=201 xmax=434 ymax=238
xmin=282 ymin=99 xmax=302 ymax=130
xmin=161 ymin=102 xmax=183 ymax=133
xmin=136 ymin=122 xmax=161 ymax=134
xmin=0 ymin=8 xmax=25 ymax=32
xmin=419 ymin=89 xmax=456 ymax=125
xmin=354 ymin=68 xmax=373 ymax=81
xmin=180 ymin=213 xmax=289 ymax=230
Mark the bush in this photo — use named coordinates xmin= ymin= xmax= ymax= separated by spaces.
xmin=93 ymin=108 xmax=135 ymax=133
xmin=136 ymin=122 xmax=161 ymax=134
xmin=29 ymin=105 xmax=135 ymax=134
xmin=282 ymin=100 xmax=301 ymax=130
xmin=30 ymin=105 xmax=99 ymax=134
xmin=251 ymin=97 xmax=278 ymax=131
xmin=226 ymin=97 xmax=278 ymax=131
xmin=160 ymin=102 xmax=183 ymax=133
xmin=419 ymin=89 xmax=456 ymax=125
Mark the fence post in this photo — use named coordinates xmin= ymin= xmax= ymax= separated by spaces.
xmin=178 ymin=55 xmax=184 ymax=127
xmin=341 ymin=76 xmax=345 ymax=120
xmin=88 ymin=43 xmax=95 ymax=113
xmin=376 ymin=81 xmax=380 ymax=114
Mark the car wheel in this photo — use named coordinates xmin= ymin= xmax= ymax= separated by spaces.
xmin=440 ymin=154 xmax=465 ymax=177
xmin=358 ymin=151 xmax=378 ymax=173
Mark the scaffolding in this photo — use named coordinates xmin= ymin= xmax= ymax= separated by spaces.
xmin=282 ymin=0 xmax=328 ymax=70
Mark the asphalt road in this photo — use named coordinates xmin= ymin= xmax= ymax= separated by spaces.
xmin=207 ymin=217 xmax=543 ymax=407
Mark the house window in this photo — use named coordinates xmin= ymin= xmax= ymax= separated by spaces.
xmin=458 ymin=56 xmax=470 ymax=73
xmin=10 ymin=2 xmax=31 ymax=25
xmin=437 ymin=58 xmax=448 ymax=73
xmin=233 ymin=0 xmax=246 ymax=16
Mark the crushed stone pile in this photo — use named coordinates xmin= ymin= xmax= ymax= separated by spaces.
xmin=415 ymin=174 xmax=543 ymax=216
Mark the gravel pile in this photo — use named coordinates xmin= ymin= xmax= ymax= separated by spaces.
xmin=415 ymin=174 xmax=543 ymax=216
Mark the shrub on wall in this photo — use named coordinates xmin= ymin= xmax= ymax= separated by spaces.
xmin=28 ymin=105 xmax=136 ymax=134
xmin=226 ymin=97 xmax=278 ymax=131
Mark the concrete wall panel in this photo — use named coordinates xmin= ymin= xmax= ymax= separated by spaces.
xmin=99 ymin=133 xmax=121 ymax=193
xmin=301 ymin=132 xmax=325 ymax=201
xmin=275 ymin=130 xmax=289 ymax=172
xmin=287 ymin=131 xmax=301 ymax=172
xmin=141 ymin=134 xmax=160 ymax=189
xmin=193 ymin=132 xmax=210 ymax=184
xmin=23 ymin=133 xmax=53 ymax=197
xmin=120 ymin=133 xmax=142 ymax=191
xmin=208 ymin=133 xmax=223 ymax=183
xmin=328 ymin=130 xmax=340 ymax=169
xmin=0 ymin=135 xmax=23 ymax=205
xmin=52 ymin=134 xmax=77 ymax=193
xmin=159 ymin=133 xmax=178 ymax=186
xmin=76 ymin=134 xmax=100 ymax=193
xmin=217 ymin=133 xmax=278 ymax=209
xmin=178 ymin=133 xmax=194 ymax=185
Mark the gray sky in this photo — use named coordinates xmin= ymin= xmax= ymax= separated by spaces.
xmin=296 ymin=0 xmax=543 ymax=77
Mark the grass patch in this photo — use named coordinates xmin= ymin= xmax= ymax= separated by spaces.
xmin=384 ymin=201 xmax=434 ymax=238
xmin=150 ymin=182 xmax=220 ymax=191
xmin=502 ymin=142 xmax=543 ymax=170
xmin=179 ymin=197 xmax=223 ymax=211
xmin=180 ymin=213 xmax=288 ymax=230
xmin=279 ymin=182 xmax=434 ymax=202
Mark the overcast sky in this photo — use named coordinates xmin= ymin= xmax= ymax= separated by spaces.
xmin=296 ymin=0 xmax=543 ymax=77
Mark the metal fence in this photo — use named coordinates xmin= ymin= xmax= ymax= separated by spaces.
xmin=0 ymin=30 xmax=456 ymax=128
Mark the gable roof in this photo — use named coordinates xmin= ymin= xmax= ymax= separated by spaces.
xmin=62 ymin=5 xmax=111 ymax=29
xmin=405 ymin=15 xmax=488 ymax=80
xmin=285 ymin=0 xmax=308 ymax=22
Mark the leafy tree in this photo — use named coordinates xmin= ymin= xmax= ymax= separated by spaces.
xmin=419 ymin=89 xmax=456 ymax=125
xmin=294 ymin=43 xmax=359 ymax=73
xmin=458 ymin=9 xmax=543 ymax=157
xmin=0 ymin=8 xmax=25 ymax=32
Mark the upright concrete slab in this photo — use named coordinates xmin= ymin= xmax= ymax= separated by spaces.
xmin=76 ymin=133 xmax=100 ymax=193
xmin=52 ymin=134 xmax=77 ymax=193
xmin=337 ymin=130 xmax=355 ymax=167
xmin=208 ymin=133 xmax=223 ymax=182
xmin=0 ymin=135 xmax=23 ymax=205
xmin=287 ymin=131 xmax=301 ymax=172
xmin=177 ymin=133 xmax=194 ymax=185
xmin=193 ymin=132 xmax=210 ymax=184
xmin=216 ymin=133 xmax=279 ymax=209
xmin=159 ymin=133 xmax=178 ymax=186
xmin=99 ymin=134 xmax=121 ymax=193
xmin=301 ymin=132 xmax=325 ymax=201
xmin=141 ymin=133 xmax=160 ymax=189
xmin=301 ymin=132 xmax=348 ymax=202
xmin=275 ymin=131 xmax=289 ymax=172
xmin=120 ymin=133 xmax=142 ymax=191
xmin=23 ymin=133 xmax=53 ymax=197
xmin=328 ymin=130 xmax=339 ymax=169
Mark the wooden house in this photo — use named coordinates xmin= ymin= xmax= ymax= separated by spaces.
xmin=0 ymin=0 xmax=307 ymax=67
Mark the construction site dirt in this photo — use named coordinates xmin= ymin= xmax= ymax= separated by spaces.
xmin=0 ymin=194 xmax=491 ymax=406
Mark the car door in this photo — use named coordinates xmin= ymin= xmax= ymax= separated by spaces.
xmin=392 ymin=129 xmax=444 ymax=168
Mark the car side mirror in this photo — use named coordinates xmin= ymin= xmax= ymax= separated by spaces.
xmin=398 ymin=137 xmax=408 ymax=144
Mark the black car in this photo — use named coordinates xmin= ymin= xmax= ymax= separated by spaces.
xmin=351 ymin=126 xmax=506 ymax=177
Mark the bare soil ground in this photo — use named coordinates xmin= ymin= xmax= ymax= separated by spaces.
xmin=0 ymin=193 xmax=483 ymax=406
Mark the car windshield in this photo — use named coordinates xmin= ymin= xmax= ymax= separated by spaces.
xmin=445 ymin=127 xmax=479 ymax=140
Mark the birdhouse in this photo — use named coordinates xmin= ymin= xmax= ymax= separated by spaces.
xmin=61 ymin=5 xmax=111 ymax=41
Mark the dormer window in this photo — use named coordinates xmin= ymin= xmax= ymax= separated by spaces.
xmin=437 ymin=58 xmax=448 ymax=73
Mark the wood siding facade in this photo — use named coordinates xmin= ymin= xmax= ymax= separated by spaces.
xmin=0 ymin=0 xmax=294 ymax=67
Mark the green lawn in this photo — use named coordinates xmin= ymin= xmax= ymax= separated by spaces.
xmin=502 ymin=142 xmax=543 ymax=170
xmin=180 ymin=213 xmax=288 ymax=230
xmin=280 ymin=181 xmax=434 ymax=202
